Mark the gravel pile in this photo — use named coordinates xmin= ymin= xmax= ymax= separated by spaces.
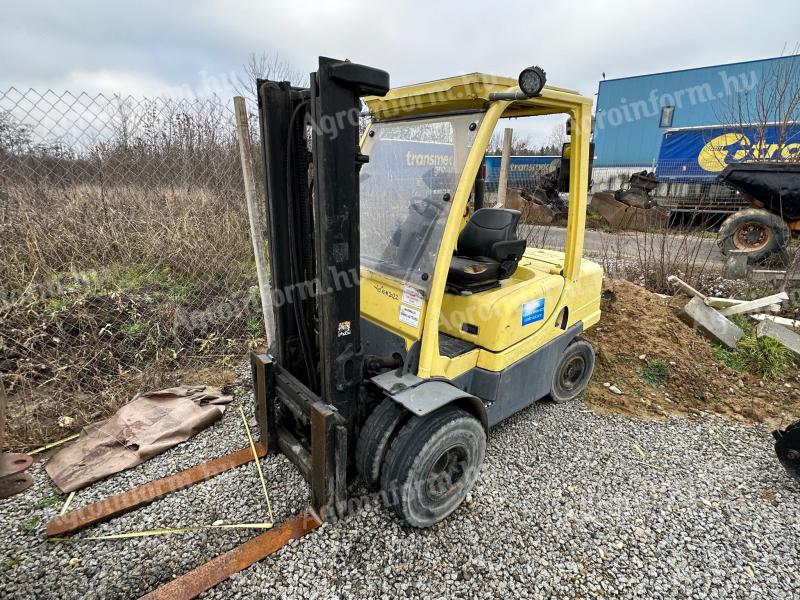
xmin=2 ymin=386 xmax=799 ymax=598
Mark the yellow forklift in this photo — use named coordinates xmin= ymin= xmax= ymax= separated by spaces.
xmin=252 ymin=58 xmax=603 ymax=530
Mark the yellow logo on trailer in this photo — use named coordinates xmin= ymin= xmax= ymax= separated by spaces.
xmin=698 ymin=133 xmax=800 ymax=172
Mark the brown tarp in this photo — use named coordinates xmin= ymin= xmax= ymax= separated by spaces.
xmin=45 ymin=385 xmax=232 ymax=493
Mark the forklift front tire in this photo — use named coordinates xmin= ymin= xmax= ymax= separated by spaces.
xmin=381 ymin=407 xmax=485 ymax=528
xmin=356 ymin=398 xmax=408 ymax=489
xmin=549 ymin=339 xmax=595 ymax=404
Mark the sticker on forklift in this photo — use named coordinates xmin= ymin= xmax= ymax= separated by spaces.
xmin=399 ymin=305 xmax=420 ymax=328
xmin=401 ymin=285 xmax=423 ymax=309
xmin=337 ymin=320 xmax=351 ymax=337
xmin=521 ymin=298 xmax=545 ymax=326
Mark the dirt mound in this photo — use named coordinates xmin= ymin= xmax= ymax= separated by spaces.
xmin=584 ymin=280 xmax=800 ymax=428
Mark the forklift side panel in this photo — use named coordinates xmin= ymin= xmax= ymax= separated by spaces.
xmin=462 ymin=323 xmax=583 ymax=426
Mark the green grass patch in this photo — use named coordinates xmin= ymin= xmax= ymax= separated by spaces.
xmin=35 ymin=494 xmax=65 ymax=509
xmin=122 ymin=321 xmax=146 ymax=338
xmin=45 ymin=297 xmax=72 ymax=314
xmin=712 ymin=316 xmax=795 ymax=379
xmin=245 ymin=316 xmax=263 ymax=334
xmin=20 ymin=516 xmax=40 ymax=533
xmin=637 ymin=359 xmax=669 ymax=389
xmin=100 ymin=264 xmax=196 ymax=300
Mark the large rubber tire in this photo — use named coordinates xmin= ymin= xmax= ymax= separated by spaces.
xmin=549 ymin=338 xmax=595 ymax=404
xmin=718 ymin=208 xmax=790 ymax=263
xmin=355 ymin=398 xmax=408 ymax=489
xmin=381 ymin=407 xmax=485 ymax=528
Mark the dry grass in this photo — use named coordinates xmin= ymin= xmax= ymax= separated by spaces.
xmin=1 ymin=183 xmax=264 ymax=449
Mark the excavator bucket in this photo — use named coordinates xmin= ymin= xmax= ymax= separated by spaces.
xmin=591 ymin=192 xmax=668 ymax=231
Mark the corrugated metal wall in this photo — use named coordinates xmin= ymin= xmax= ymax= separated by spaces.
xmin=593 ymin=55 xmax=800 ymax=167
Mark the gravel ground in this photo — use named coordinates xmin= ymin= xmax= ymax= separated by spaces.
xmin=2 ymin=382 xmax=799 ymax=599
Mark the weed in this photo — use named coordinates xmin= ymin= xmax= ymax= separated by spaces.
xmin=713 ymin=317 xmax=795 ymax=378
xmin=245 ymin=316 xmax=263 ymax=334
xmin=122 ymin=321 xmax=146 ymax=338
xmin=46 ymin=297 xmax=71 ymax=314
xmin=637 ymin=359 xmax=669 ymax=388
xmin=36 ymin=494 xmax=65 ymax=509
xmin=21 ymin=516 xmax=40 ymax=533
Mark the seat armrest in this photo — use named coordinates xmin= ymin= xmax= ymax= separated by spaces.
xmin=490 ymin=239 xmax=526 ymax=262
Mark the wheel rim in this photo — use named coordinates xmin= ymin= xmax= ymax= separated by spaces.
xmin=559 ymin=354 xmax=586 ymax=393
xmin=733 ymin=222 xmax=771 ymax=252
xmin=425 ymin=444 xmax=468 ymax=500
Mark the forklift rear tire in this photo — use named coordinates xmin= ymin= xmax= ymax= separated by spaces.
xmin=356 ymin=398 xmax=408 ymax=489
xmin=380 ymin=407 xmax=485 ymax=528
xmin=549 ymin=339 xmax=595 ymax=404
xmin=718 ymin=208 xmax=790 ymax=263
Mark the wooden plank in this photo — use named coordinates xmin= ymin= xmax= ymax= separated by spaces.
xmin=496 ymin=127 xmax=513 ymax=207
xmin=234 ymin=96 xmax=274 ymax=346
xmin=139 ymin=510 xmax=322 ymax=600
xmin=47 ymin=445 xmax=266 ymax=537
xmin=719 ymin=292 xmax=789 ymax=317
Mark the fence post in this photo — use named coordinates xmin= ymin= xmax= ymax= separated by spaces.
xmin=233 ymin=96 xmax=274 ymax=349
xmin=497 ymin=127 xmax=513 ymax=207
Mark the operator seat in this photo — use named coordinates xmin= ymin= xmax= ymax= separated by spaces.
xmin=447 ymin=208 xmax=526 ymax=293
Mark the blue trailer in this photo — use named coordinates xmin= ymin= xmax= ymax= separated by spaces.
xmin=655 ymin=123 xmax=800 ymax=180
xmin=483 ymin=155 xmax=559 ymax=190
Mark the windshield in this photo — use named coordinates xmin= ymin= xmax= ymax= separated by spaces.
xmin=360 ymin=113 xmax=484 ymax=292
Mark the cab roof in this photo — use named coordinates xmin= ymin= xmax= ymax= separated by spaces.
xmin=364 ymin=72 xmax=590 ymax=121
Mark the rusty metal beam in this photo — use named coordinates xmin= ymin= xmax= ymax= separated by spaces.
xmin=47 ymin=444 xmax=266 ymax=537
xmin=310 ymin=402 xmax=335 ymax=517
xmin=138 ymin=509 xmax=322 ymax=600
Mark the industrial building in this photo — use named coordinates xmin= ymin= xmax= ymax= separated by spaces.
xmin=593 ymin=54 xmax=800 ymax=168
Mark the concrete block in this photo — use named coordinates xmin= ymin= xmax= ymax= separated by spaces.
xmin=680 ymin=296 xmax=744 ymax=349
xmin=755 ymin=319 xmax=800 ymax=357
xmin=724 ymin=250 xmax=749 ymax=280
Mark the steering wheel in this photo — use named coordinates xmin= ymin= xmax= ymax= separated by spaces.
xmin=410 ymin=195 xmax=444 ymax=217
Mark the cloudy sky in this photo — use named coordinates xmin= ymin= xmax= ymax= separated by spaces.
xmin=3 ymin=0 xmax=799 ymax=142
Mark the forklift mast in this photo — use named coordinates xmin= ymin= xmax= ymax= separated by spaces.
xmin=252 ymin=57 xmax=389 ymax=518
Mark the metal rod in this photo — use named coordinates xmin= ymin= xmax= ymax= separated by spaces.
xmin=138 ymin=510 xmax=322 ymax=600
xmin=47 ymin=445 xmax=266 ymax=537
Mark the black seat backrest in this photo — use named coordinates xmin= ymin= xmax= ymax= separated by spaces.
xmin=457 ymin=208 xmax=522 ymax=258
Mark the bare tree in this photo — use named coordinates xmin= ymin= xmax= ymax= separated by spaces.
xmin=715 ymin=45 xmax=800 ymax=163
xmin=233 ymin=52 xmax=304 ymax=103
xmin=545 ymin=123 xmax=567 ymax=153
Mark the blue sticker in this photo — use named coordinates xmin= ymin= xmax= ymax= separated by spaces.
xmin=521 ymin=298 xmax=545 ymax=326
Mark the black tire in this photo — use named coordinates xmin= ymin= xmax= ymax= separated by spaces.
xmin=381 ymin=407 xmax=485 ymax=528
xmin=355 ymin=398 xmax=408 ymax=489
xmin=550 ymin=338 xmax=595 ymax=404
xmin=718 ymin=208 xmax=790 ymax=263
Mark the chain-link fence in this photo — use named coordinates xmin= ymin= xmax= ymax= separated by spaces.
xmin=1 ymin=88 xmax=266 ymax=449
xmin=591 ymin=160 xmax=749 ymax=216
xmin=485 ymin=157 xmax=751 ymax=229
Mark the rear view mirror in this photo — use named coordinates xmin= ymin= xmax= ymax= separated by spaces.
xmin=557 ymin=142 xmax=595 ymax=193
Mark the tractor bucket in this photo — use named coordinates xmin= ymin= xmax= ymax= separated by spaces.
xmin=591 ymin=192 xmax=669 ymax=231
